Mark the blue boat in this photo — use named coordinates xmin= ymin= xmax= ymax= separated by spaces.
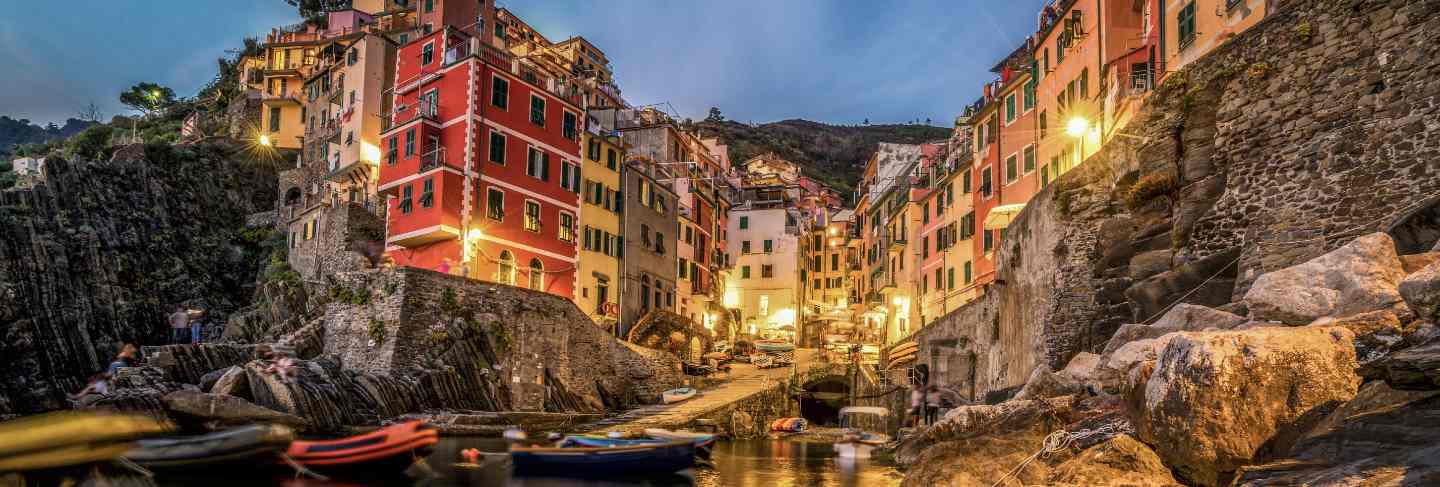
xmin=564 ymin=432 xmax=716 ymax=459
xmin=508 ymin=440 xmax=697 ymax=476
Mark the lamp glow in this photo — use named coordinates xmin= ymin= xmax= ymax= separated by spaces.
xmin=258 ymin=135 xmax=272 ymax=147
xmin=361 ymin=142 xmax=381 ymax=163
xmin=467 ymin=228 xmax=484 ymax=241
xmin=1066 ymin=117 xmax=1090 ymax=138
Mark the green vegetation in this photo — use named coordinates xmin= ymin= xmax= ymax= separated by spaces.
xmin=1247 ymin=63 xmax=1273 ymax=82
xmin=330 ymin=285 xmax=372 ymax=305
xmin=368 ymin=318 xmax=387 ymax=345
xmin=1124 ymin=172 xmax=1181 ymax=211
xmin=119 ymin=82 xmax=178 ymax=116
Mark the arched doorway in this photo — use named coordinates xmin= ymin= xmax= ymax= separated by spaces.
xmin=688 ymin=337 xmax=703 ymax=362
xmin=497 ymin=251 xmax=516 ymax=285
xmin=1389 ymin=196 xmax=1440 ymax=254
xmin=800 ymin=376 xmax=851 ymax=427
xmin=528 ymin=258 xmax=544 ymax=291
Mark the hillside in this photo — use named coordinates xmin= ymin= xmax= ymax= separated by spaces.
xmin=694 ymin=118 xmax=951 ymax=199
xmin=0 ymin=116 xmax=95 ymax=157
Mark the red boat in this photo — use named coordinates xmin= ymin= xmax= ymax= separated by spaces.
xmin=283 ymin=421 xmax=439 ymax=470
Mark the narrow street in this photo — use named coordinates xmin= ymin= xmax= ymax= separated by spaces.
xmin=585 ymin=349 xmax=818 ymax=434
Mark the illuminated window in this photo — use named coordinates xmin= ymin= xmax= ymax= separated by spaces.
xmin=528 ymin=259 xmax=544 ymax=291
xmin=496 ymin=251 xmax=516 ymax=285
xmin=524 ymin=201 xmax=541 ymax=232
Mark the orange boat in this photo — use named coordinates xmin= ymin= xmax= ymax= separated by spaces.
xmin=284 ymin=421 xmax=439 ymax=469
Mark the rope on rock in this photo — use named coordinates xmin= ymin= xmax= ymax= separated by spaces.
xmin=280 ymin=453 xmax=330 ymax=481
xmin=989 ymin=420 xmax=1131 ymax=487
xmin=114 ymin=457 xmax=154 ymax=478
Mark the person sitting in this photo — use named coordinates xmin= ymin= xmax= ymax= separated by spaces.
xmin=106 ymin=345 xmax=139 ymax=375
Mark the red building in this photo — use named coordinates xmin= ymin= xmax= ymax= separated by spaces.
xmin=379 ymin=26 xmax=583 ymax=299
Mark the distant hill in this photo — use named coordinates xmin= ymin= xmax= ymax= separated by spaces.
xmin=0 ymin=116 xmax=96 ymax=157
xmin=694 ymin=118 xmax=951 ymax=201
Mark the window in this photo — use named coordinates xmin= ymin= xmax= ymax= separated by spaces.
xmin=1024 ymin=78 xmax=1036 ymax=111
xmin=400 ymin=184 xmax=413 ymax=214
xmin=386 ymin=137 xmax=397 ymax=165
xmin=487 ymin=188 xmax=504 ymax=221
xmin=1041 ymin=163 xmax=1052 ymax=188
xmin=762 ymin=265 xmax=774 ymax=278
xmin=587 ymin=139 xmax=600 ymax=160
xmin=524 ymin=201 xmax=541 ymax=232
xmin=1039 ymin=111 xmax=1048 ymax=139
xmin=489 ymin=131 xmax=506 ymax=164
xmin=398 ymin=33 xmax=408 ymax=44
xmin=268 ymin=107 xmax=281 ymax=132
xmin=491 ymin=76 xmax=509 ymax=109
xmin=497 ymin=251 xmax=515 ymax=285
xmin=962 ymin=169 xmax=972 ymax=193
xmin=922 ymin=236 xmax=930 ymax=258
xmin=738 ymin=216 xmax=749 ymax=229
xmin=421 ymin=43 xmax=434 ymax=65
xmin=934 ymin=268 xmax=943 ymax=293
xmin=526 ymin=147 xmax=549 ymax=180
xmin=420 ymin=89 xmax=438 ymax=117
xmin=1005 ymin=93 xmax=1017 ymax=124
xmin=404 ymin=128 xmax=415 ymax=156
xmin=948 ymin=267 xmax=956 ymax=289
xmin=424 ymin=0 xmax=434 ymax=12
xmin=1005 ymin=154 xmax=1018 ymax=183
xmin=763 ymin=240 xmax=773 ymax=253
xmin=1079 ymin=68 xmax=1089 ymax=100
xmin=641 ymin=276 xmax=651 ymax=309
xmin=831 ymin=253 xmax=839 ymax=271
xmin=742 ymin=240 xmax=751 ymax=254
xmin=1023 ymin=145 xmax=1036 ymax=174
xmin=528 ymin=259 xmax=544 ymax=291
xmin=678 ymin=258 xmax=689 ymax=279
xmin=561 ymin=162 xmax=580 ymax=192
xmin=529 ymin=95 xmax=545 ymax=126
xmin=981 ymin=167 xmax=993 ymax=197
xmin=741 ymin=266 xmax=751 ymax=279
xmin=984 ymin=229 xmax=995 ymax=252
xmin=563 ymin=111 xmax=578 ymax=141
xmin=922 ymin=203 xmax=930 ymax=224
xmin=1178 ymin=2 xmax=1198 ymax=49
xmin=559 ymin=212 xmax=574 ymax=242
xmin=606 ymin=149 xmax=617 ymax=171
xmin=813 ymin=279 xmax=821 ymax=290
xmin=655 ymin=233 xmax=665 ymax=254
xmin=420 ymin=178 xmax=434 ymax=208
xmin=964 ymin=261 xmax=973 ymax=283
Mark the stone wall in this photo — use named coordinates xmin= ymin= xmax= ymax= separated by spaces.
xmin=0 ymin=143 xmax=276 ymax=414
xmin=322 ymin=267 xmax=685 ymax=412
xmin=626 ymin=310 xmax=714 ymax=362
xmin=285 ymin=201 xmax=383 ymax=281
xmin=911 ymin=0 xmax=1440 ymax=402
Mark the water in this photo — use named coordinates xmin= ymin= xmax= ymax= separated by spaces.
xmin=148 ymin=438 xmax=903 ymax=487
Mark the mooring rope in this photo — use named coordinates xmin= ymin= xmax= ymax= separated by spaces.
xmin=279 ymin=453 xmax=330 ymax=481
xmin=114 ymin=457 xmax=154 ymax=478
xmin=989 ymin=420 xmax=1131 ymax=487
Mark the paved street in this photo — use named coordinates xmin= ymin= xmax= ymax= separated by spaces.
xmin=585 ymin=349 xmax=817 ymax=434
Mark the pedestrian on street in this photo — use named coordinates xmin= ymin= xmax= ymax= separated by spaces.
xmin=925 ymin=385 xmax=942 ymax=425
xmin=168 ymin=306 xmax=190 ymax=344
xmin=908 ymin=387 xmax=924 ymax=427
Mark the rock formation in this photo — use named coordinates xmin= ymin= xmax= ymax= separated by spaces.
xmin=1243 ymin=233 xmax=1410 ymax=324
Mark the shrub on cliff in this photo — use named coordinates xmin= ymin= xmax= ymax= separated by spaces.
xmin=1123 ymin=172 xmax=1180 ymax=211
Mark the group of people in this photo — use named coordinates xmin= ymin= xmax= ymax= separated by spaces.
xmin=908 ymin=384 xmax=943 ymax=427
xmin=71 ymin=344 xmax=140 ymax=400
xmin=168 ymin=306 xmax=208 ymax=345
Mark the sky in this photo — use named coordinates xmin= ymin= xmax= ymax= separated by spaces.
xmin=0 ymin=0 xmax=1049 ymax=127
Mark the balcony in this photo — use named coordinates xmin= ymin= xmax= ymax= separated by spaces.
xmin=878 ymin=276 xmax=898 ymax=291
xmin=263 ymin=61 xmax=304 ymax=77
xmin=262 ymin=90 xmax=303 ymax=105
xmin=418 ymin=145 xmax=446 ymax=173
xmin=864 ymin=291 xmax=885 ymax=307
xmin=382 ymin=99 xmax=439 ymax=133
xmin=888 ymin=237 xmax=907 ymax=253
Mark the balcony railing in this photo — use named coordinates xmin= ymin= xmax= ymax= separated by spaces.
xmin=418 ymin=145 xmax=446 ymax=172
xmin=383 ymin=99 xmax=439 ymax=132
xmin=263 ymin=90 xmax=303 ymax=104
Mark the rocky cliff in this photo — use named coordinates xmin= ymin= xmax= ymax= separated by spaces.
xmin=0 ymin=142 xmax=277 ymax=415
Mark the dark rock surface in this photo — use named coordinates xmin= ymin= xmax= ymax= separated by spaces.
xmin=0 ymin=143 xmax=276 ymax=414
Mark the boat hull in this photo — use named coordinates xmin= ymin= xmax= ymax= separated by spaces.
xmin=285 ymin=421 xmax=439 ymax=469
xmin=124 ymin=424 xmax=295 ymax=469
xmin=510 ymin=441 xmax=697 ymax=476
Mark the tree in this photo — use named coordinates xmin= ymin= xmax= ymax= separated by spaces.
xmin=78 ymin=101 xmax=103 ymax=122
xmin=119 ymin=82 xmax=176 ymax=116
xmin=926 ymin=118 xmax=932 ymax=126
xmin=283 ymin=0 xmax=351 ymax=17
xmin=65 ymin=125 xmax=115 ymax=161
xmin=863 ymin=118 xmax=869 ymax=125
xmin=705 ymin=107 xmax=725 ymax=123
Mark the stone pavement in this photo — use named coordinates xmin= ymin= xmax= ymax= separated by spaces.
xmin=584 ymin=349 xmax=816 ymax=434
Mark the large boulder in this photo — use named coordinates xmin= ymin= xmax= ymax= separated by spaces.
xmin=209 ymin=366 xmax=249 ymax=399
xmin=1400 ymin=252 xmax=1440 ymax=275
xmin=1243 ymin=233 xmax=1410 ymax=324
xmin=1309 ymin=310 xmax=1406 ymax=366
xmin=1013 ymin=365 xmax=1086 ymax=401
xmin=162 ymin=390 xmax=307 ymax=431
xmin=1102 ymin=304 xmax=1247 ymax=355
xmin=1059 ymin=352 xmax=1101 ymax=383
xmin=896 ymin=397 xmax=1071 ymax=466
xmin=1124 ymin=327 xmax=1361 ymax=486
xmin=1368 ymin=337 xmax=1440 ymax=391
xmin=1233 ymin=382 xmax=1440 ymax=486
xmin=1399 ymin=262 xmax=1440 ymax=322
xmin=1049 ymin=435 xmax=1182 ymax=487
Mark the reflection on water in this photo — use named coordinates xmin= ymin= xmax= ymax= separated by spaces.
xmin=146 ymin=437 xmax=902 ymax=487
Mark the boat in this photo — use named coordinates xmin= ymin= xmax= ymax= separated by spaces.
xmin=641 ymin=429 xmax=716 ymax=448
xmin=284 ymin=420 xmax=438 ymax=470
xmin=0 ymin=412 xmax=174 ymax=472
xmin=754 ymin=340 xmax=795 ymax=352
xmin=124 ymin=424 xmax=295 ymax=468
xmin=769 ymin=417 xmax=807 ymax=433
xmin=509 ymin=440 xmax=697 ymax=476
xmin=661 ymin=387 xmax=697 ymax=404
xmin=834 ymin=406 xmax=892 ymax=459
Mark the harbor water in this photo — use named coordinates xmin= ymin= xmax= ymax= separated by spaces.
xmin=146 ymin=438 xmax=903 ymax=487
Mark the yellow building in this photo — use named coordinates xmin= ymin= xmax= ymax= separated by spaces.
xmin=577 ymin=129 xmax=626 ymax=329
xmin=1163 ymin=0 xmax=1270 ymax=74
xmin=260 ymin=31 xmax=323 ymax=150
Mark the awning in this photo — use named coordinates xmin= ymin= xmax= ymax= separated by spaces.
xmin=984 ymin=203 xmax=1028 ymax=230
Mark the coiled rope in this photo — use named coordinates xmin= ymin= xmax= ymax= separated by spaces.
xmin=989 ymin=420 xmax=1132 ymax=487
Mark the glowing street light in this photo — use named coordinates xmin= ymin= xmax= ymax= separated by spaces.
xmin=258 ymin=135 xmax=272 ymax=147
xmin=1065 ymin=117 xmax=1090 ymax=138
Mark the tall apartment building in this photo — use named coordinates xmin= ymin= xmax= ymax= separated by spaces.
xmin=727 ymin=186 xmax=801 ymax=341
xmin=620 ymin=159 xmax=679 ymax=337
xmin=576 ymin=124 xmax=626 ymax=329
xmin=856 ymin=143 xmax=924 ymax=346
xmin=377 ymin=26 xmax=584 ymax=299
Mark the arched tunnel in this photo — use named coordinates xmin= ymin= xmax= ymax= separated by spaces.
xmin=799 ymin=376 xmax=851 ymax=426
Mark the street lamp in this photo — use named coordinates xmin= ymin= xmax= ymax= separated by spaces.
xmin=1065 ymin=117 xmax=1090 ymax=138
xmin=259 ymin=135 xmax=273 ymax=147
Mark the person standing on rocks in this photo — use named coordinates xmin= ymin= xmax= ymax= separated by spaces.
xmin=925 ymin=385 xmax=941 ymax=425
xmin=188 ymin=309 xmax=207 ymax=345
xmin=909 ymin=387 xmax=924 ymax=427
xmin=168 ymin=306 xmax=190 ymax=344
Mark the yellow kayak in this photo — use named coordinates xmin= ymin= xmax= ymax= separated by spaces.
xmin=0 ymin=412 xmax=174 ymax=470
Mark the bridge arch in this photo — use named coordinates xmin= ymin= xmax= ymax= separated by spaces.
xmin=799 ymin=374 xmax=851 ymax=426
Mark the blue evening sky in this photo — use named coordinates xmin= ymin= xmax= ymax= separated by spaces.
xmin=0 ymin=0 xmax=1048 ymax=127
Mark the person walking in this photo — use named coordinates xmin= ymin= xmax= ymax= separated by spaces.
xmin=925 ymin=385 xmax=942 ymax=425
xmin=188 ymin=309 xmax=207 ymax=345
xmin=908 ymin=386 xmax=924 ymax=427
xmin=168 ymin=307 xmax=190 ymax=344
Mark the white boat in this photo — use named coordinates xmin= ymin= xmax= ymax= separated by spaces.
xmin=642 ymin=428 xmax=713 ymax=444
xmin=661 ymin=387 xmax=697 ymax=404
xmin=834 ymin=406 xmax=892 ymax=459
